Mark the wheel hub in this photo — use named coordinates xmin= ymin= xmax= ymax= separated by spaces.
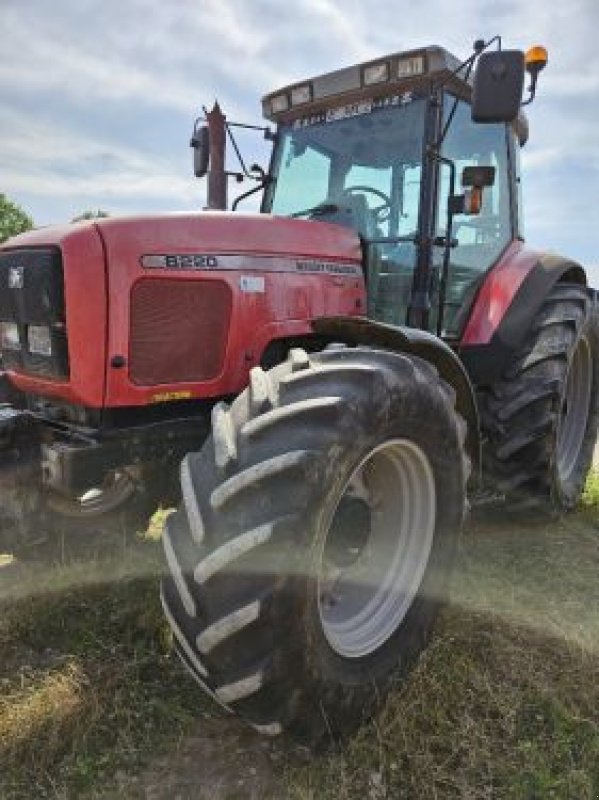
xmin=46 ymin=468 xmax=138 ymax=518
xmin=556 ymin=334 xmax=592 ymax=486
xmin=317 ymin=439 xmax=436 ymax=659
xmin=323 ymin=496 xmax=372 ymax=570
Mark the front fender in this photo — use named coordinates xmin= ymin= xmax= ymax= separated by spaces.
xmin=312 ymin=316 xmax=481 ymax=481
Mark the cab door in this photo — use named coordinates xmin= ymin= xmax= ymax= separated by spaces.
xmin=433 ymin=97 xmax=514 ymax=337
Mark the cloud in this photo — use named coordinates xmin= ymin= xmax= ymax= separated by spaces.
xmin=0 ymin=0 xmax=597 ymax=264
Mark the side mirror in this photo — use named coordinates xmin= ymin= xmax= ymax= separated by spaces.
xmin=471 ymin=50 xmax=525 ymax=123
xmin=462 ymin=165 xmax=495 ymax=188
xmin=448 ymin=166 xmax=496 ymax=217
xmin=191 ymin=125 xmax=210 ymax=178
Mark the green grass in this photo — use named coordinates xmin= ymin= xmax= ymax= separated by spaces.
xmin=581 ymin=466 xmax=599 ymax=514
xmin=0 ymin=494 xmax=598 ymax=798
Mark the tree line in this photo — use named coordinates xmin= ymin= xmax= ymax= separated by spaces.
xmin=0 ymin=194 xmax=108 ymax=243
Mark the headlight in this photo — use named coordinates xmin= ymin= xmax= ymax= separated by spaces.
xmin=290 ymin=84 xmax=312 ymax=106
xmin=363 ymin=61 xmax=389 ymax=86
xmin=1 ymin=322 xmax=20 ymax=351
xmin=28 ymin=325 xmax=52 ymax=356
xmin=270 ymin=94 xmax=289 ymax=114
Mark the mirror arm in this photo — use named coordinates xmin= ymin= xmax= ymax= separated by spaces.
xmin=225 ymin=122 xmax=272 ymax=182
xmin=232 ymin=177 xmax=272 ymax=212
xmin=520 ymin=72 xmax=539 ymax=107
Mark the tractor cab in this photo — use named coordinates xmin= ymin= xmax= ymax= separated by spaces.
xmin=259 ymin=45 xmax=534 ymax=339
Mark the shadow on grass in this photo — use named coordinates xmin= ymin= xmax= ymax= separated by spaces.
xmin=0 ymin=513 xmax=598 ymax=798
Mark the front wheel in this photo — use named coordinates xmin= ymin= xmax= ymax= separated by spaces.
xmin=161 ymin=346 xmax=469 ymax=743
xmin=3 ymin=467 xmax=158 ymax=561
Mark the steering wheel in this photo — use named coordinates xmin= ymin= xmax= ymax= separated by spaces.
xmin=343 ymin=185 xmax=392 ymax=222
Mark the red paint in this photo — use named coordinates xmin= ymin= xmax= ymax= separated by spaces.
xmin=2 ymin=213 xmax=365 ymax=408
xmin=460 ymin=241 xmax=541 ymax=346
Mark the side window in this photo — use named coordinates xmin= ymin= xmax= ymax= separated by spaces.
xmin=435 ymin=98 xmax=512 ymax=335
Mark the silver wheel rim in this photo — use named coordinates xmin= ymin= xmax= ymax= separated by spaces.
xmin=556 ymin=335 xmax=592 ymax=485
xmin=317 ymin=439 xmax=436 ymax=659
xmin=47 ymin=469 xmax=137 ymax=518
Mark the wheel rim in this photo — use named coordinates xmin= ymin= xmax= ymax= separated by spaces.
xmin=556 ymin=335 xmax=593 ymax=485
xmin=46 ymin=469 xmax=137 ymax=518
xmin=317 ymin=439 xmax=436 ymax=659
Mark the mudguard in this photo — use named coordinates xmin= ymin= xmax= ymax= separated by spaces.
xmin=312 ymin=315 xmax=481 ymax=479
xmin=459 ymin=250 xmax=587 ymax=386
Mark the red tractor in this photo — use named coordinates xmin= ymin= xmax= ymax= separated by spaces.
xmin=1 ymin=40 xmax=596 ymax=741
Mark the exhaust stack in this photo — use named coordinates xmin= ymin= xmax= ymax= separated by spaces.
xmin=207 ymin=101 xmax=227 ymax=210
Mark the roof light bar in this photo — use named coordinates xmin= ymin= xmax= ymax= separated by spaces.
xmin=262 ymin=46 xmax=471 ymax=121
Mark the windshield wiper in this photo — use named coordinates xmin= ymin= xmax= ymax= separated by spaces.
xmin=290 ymin=202 xmax=338 ymax=219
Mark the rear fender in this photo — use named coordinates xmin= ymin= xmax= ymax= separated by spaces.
xmin=312 ymin=316 xmax=481 ymax=480
xmin=460 ymin=248 xmax=587 ymax=385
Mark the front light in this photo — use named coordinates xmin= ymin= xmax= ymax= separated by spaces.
xmin=1 ymin=322 xmax=20 ymax=351
xmin=270 ymin=94 xmax=289 ymax=114
xmin=397 ymin=55 xmax=425 ymax=79
xmin=363 ymin=62 xmax=389 ymax=85
xmin=28 ymin=325 xmax=52 ymax=356
xmin=290 ymin=84 xmax=312 ymax=106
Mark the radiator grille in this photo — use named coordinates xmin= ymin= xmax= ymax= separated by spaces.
xmin=129 ymin=279 xmax=231 ymax=385
xmin=0 ymin=247 xmax=69 ymax=379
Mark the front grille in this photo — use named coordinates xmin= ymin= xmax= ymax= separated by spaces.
xmin=129 ymin=278 xmax=232 ymax=385
xmin=0 ymin=247 xmax=69 ymax=379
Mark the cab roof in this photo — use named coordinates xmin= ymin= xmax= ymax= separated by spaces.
xmin=262 ymin=45 xmax=464 ymax=123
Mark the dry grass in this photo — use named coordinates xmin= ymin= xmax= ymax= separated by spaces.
xmin=285 ymin=509 xmax=599 ymax=799
xmin=0 ymin=535 xmax=210 ymax=798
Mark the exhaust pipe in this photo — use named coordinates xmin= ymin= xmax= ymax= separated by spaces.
xmin=206 ymin=101 xmax=227 ymax=210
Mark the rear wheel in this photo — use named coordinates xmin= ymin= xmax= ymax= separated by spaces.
xmin=481 ymin=283 xmax=599 ymax=511
xmin=161 ymin=347 xmax=468 ymax=742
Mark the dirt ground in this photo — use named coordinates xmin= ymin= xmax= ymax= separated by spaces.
xmin=117 ymin=716 xmax=290 ymax=800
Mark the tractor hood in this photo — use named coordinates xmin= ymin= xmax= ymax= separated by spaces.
xmin=3 ymin=211 xmax=362 ymax=264
xmin=90 ymin=211 xmax=363 ymax=264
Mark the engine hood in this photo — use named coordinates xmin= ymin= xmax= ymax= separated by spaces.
xmin=92 ymin=211 xmax=363 ymax=263
xmin=3 ymin=211 xmax=362 ymax=263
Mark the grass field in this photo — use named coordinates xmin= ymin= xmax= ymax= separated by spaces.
xmin=0 ymin=487 xmax=598 ymax=798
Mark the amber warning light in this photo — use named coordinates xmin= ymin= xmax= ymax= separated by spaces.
xmin=525 ymin=45 xmax=548 ymax=76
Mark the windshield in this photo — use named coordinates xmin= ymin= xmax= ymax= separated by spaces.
xmin=266 ymin=96 xmax=427 ymax=241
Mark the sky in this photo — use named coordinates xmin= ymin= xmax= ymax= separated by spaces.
xmin=1 ymin=0 xmax=598 ymax=279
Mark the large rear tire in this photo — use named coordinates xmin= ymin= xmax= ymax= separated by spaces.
xmin=480 ymin=284 xmax=599 ymax=511
xmin=160 ymin=347 xmax=468 ymax=743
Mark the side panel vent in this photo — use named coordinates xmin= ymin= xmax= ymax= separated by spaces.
xmin=130 ymin=279 xmax=232 ymax=386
